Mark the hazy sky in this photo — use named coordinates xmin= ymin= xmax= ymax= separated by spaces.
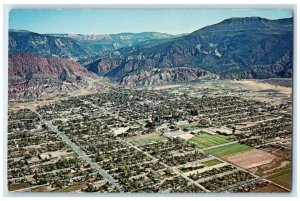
xmin=9 ymin=9 xmax=293 ymax=35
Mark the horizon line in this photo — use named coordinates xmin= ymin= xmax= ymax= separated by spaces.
xmin=9 ymin=15 xmax=293 ymax=36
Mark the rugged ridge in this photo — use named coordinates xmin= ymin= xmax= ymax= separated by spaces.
xmin=87 ymin=17 xmax=293 ymax=84
xmin=9 ymin=30 xmax=176 ymax=61
xmin=9 ymin=30 xmax=92 ymax=60
xmin=8 ymin=17 xmax=293 ymax=87
xmin=121 ymin=67 xmax=219 ymax=86
xmin=8 ymin=54 xmax=96 ymax=100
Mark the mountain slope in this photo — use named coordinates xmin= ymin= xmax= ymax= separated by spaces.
xmin=87 ymin=17 xmax=293 ymax=84
xmin=121 ymin=67 xmax=219 ymax=86
xmin=8 ymin=54 xmax=97 ymax=100
xmin=9 ymin=30 xmax=176 ymax=61
xmin=9 ymin=30 xmax=92 ymax=60
xmin=50 ymin=32 xmax=175 ymax=47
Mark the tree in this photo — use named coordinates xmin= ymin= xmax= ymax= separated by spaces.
xmin=190 ymin=109 xmax=199 ymax=116
xmin=198 ymin=118 xmax=211 ymax=127
xmin=86 ymin=183 xmax=95 ymax=192
xmin=232 ymin=127 xmax=236 ymax=135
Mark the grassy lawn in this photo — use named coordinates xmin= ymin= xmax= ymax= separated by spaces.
xmin=188 ymin=134 xmax=234 ymax=149
xmin=126 ymin=133 xmax=166 ymax=145
xmin=266 ymin=168 xmax=292 ymax=189
xmin=178 ymin=123 xmax=200 ymax=130
xmin=205 ymin=142 xmax=252 ymax=157
xmin=202 ymin=159 xmax=223 ymax=167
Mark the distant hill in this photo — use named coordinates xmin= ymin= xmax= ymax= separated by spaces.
xmin=9 ymin=30 xmax=176 ymax=60
xmin=9 ymin=30 xmax=92 ymax=60
xmin=8 ymin=17 xmax=293 ymax=87
xmin=86 ymin=17 xmax=293 ymax=85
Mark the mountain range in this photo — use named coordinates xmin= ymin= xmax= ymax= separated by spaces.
xmin=91 ymin=17 xmax=293 ymax=84
xmin=8 ymin=17 xmax=293 ymax=99
xmin=9 ymin=30 xmax=176 ymax=60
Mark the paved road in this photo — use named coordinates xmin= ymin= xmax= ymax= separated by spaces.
xmin=31 ymin=110 xmax=123 ymax=192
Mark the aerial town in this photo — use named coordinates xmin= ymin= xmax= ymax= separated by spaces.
xmin=6 ymin=8 xmax=294 ymax=194
xmin=7 ymin=79 xmax=292 ymax=193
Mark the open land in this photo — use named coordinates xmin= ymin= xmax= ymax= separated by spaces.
xmin=223 ymin=149 xmax=278 ymax=169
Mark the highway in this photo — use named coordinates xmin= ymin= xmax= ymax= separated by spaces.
xmin=30 ymin=109 xmax=124 ymax=192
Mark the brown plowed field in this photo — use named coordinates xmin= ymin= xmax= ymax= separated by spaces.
xmin=223 ymin=149 xmax=278 ymax=169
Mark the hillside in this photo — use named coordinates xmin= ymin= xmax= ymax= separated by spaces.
xmin=9 ymin=30 xmax=176 ymax=61
xmin=86 ymin=17 xmax=293 ymax=84
xmin=8 ymin=54 xmax=97 ymax=100
xmin=8 ymin=17 xmax=293 ymax=87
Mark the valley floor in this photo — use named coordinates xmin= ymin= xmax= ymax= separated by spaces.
xmin=7 ymin=79 xmax=293 ymax=193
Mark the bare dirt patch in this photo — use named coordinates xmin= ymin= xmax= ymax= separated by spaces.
xmin=177 ymin=133 xmax=195 ymax=140
xmin=113 ymin=127 xmax=129 ymax=136
xmin=153 ymin=84 xmax=182 ymax=90
xmin=231 ymin=80 xmax=291 ymax=95
xmin=223 ymin=149 xmax=278 ymax=169
xmin=228 ymin=79 xmax=292 ymax=104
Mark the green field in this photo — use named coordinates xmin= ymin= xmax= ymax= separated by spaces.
xmin=178 ymin=122 xmax=200 ymax=130
xmin=202 ymin=159 xmax=223 ymax=167
xmin=205 ymin=142 xmax=252 ymax=157
xmin=188 ymin=134 xmax=234 ymax=149
xmin=126 ymin=133 xmax=166 ymax=145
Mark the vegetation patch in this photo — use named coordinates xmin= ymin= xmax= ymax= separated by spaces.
xmin=266 ymin=168 xmax=292 ymax=189
xmin=202 ymin=159 xmax=223 ymax=167
xmin=205 ymin=143 xmax=252 ymax=157
xmin=178 ymin=123 xmax=200 ymax=130
xmin=188 ymin=134 xmax=234 ymax=149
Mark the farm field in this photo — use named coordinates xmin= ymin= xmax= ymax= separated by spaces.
xmin=251 ymin=158 xmax=292 ymax=190
xmin=205 ymin=142 xmax=252 ymax=157
xmin=266 ymin=168 xmax=292 ymax=189
xmin=223 ymin=149 xmax=278 ymax=169
xmin=188 ymin=134 xmax=234 ymax=149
